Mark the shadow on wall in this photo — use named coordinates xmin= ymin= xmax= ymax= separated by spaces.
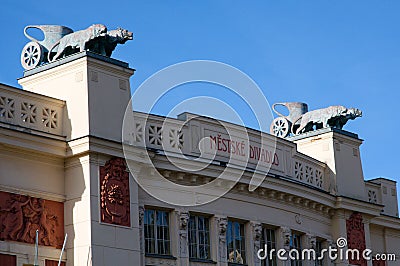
xmin=63 ymin=105 xmax=90 ymax=266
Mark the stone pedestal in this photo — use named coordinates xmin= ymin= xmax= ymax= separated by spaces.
xmin=18 ymin=53 xmax=139 ymax=266
xmin=19 ymin=51 xmax=134 ymax=142
xmin=290 ymin=128 xmax=367 ymax=201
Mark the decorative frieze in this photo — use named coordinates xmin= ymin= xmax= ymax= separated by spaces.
xmin=0 ymin=86 xmax=64 ymax=135
xmin=293 ymin=159 xmax=324 ymax=188
xmin=133 ymin=122 xmax=144 ymax=143
xmin=130 ymin=112 xmax=328 ymax=192
xmin=368 ymin=189 xmax=377 ymax=204
xmin=0 ymin=95 xmax=14 ymax=119
xmin=0 ymin=191 xmax=64 ymax=248
xmin=148 ymin=125 xmax=162 ymax=146
xmin=169 ymin=129 xmax=184 ymax=149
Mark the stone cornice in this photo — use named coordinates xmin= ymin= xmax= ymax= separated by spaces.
xmin=370 ymin=215 xmax=400 ymax=230
xmin=21 ymin=51 xmax=134 ymax=78
xmin=0 ymin=126 xmax=66 ymax=157
xmin=0 ymin=184 xmax=65 ymax=202
xmin=86 ymin=56 xmax=135 ymax=77
xmin=0 ymin=83 xmax=65 ymax=106
xmin=152 ymin=161 xmax=337 ymax=219
xmin=335 ymin=196 xmax=383 ymax=216
xmin=288 ymin=127 xmax=362 ymax=145
xmin=19 ymin=57 xmax=88 ymax=85
xmin=66 ymin=135 xmax=149 ymax=164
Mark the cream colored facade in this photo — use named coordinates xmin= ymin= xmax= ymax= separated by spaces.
xmin=0 ymin=52 xmax=399 ymax=266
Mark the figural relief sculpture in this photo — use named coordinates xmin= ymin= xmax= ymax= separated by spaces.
xmin=100 ymin=157 xmax=131 ymax=227
xmin=217 ymin=217 xmax=228 ymax=262
xmin=0 ymin=191 xmax=64 ymax=248
xmin=270 ymin=102 xmax=362 ymax=138
xmin=21 ymin=24 xmax=133 ymax=70
xmin=281 ymin=226 xmax=291 ymax=251
xmin=178 ymin=210 xmax=190 ymax=260
xmin=251 ymin=222 xmax=263 ymax=264
xmin=346 ymin=212 xmax=367 ymax=266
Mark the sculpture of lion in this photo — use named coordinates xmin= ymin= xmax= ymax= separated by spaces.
xmin=293 ymin=106 xmax=362 ymax=135
xmin=48 ymin=24 xmax=107 ymax=62
xmin=86 ymin=27 xmax=133 ymax=57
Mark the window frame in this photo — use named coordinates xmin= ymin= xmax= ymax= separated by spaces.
xmin=260 ymin=226 xmax=277 ymax=266
xmin=314 ymin=239 xmax=323 ymax=266
xmin=144 ymin=208 xmax=171 ymax=256
xmin=188 ymin=214 xmax=211 ymax=260
xmin=226 ymin=219 xmax=247 ymax=265
xmin=290 ymin=232 xmax=303 ymax=266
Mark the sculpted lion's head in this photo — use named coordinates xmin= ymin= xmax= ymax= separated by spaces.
xmin=108 ymin=28 xmax=133 ymax=43
xmin=347 ymin=108 xmax=363 ymax=118
xmin=118 ymin=28 xmax=133 ymax=41
xmin=90 ymin=24 xmax=107 ymax=38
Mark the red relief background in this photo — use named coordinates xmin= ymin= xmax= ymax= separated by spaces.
xmin=100 ymin=157 xmax=131 ymax=227
xmin=0 ymin=191 xmax=64 ymax=248
xmin=372 ymin=259 xmax=386 ymax=266
xmin=0 ymin=253 xmax=16 ymax=266
xmin=346 ymin=212 xmax=367 ymax=266
xmin=45 ymin=260 xmax=66 ymax=266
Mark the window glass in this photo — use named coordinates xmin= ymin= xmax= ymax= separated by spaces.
xmin=260 ymin=227 xmax=277 ymax=266
xmin=188 ymin=215 xmax=210 ymax=259
xmin=290 ymin=233 xmax=302 ymax=266
xmin=315 ymin=240 xmax=323 ymax=266
xmin=144 ymin=209 xmax=170 ymax=255
xmin=227 ymin=220 xmax=246 ymax=264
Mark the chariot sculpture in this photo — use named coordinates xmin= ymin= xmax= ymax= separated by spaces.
xmin=21 ymin=24 xmax=133 ymax=70
xmin=270 ymin=102 xmax=362 ymax=138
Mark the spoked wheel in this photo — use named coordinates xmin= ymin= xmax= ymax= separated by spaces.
xmin=270 ymin=117 xmax=291 ymax=138
xmin=21 ymin=42 xmax=43 ymax=70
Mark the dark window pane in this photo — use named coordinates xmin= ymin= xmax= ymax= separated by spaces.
xmin=227 ymin=221 xmax=246 ymax=264
xmin=144 ymin=209 xmax=170 ymax=255
xmin=188 ymin=215 xmax=210 ymax=259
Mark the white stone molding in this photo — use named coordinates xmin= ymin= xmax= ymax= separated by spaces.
xmin=0 ymin=84 xmax=65 ymax=136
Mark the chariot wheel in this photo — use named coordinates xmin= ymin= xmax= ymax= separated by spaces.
xmin=21 ymin=42 xmax=43 ymax=70
xmin=270 ymin=117 xmax=291 ymax=138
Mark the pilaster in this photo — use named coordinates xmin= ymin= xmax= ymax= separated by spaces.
xmin=215 ymin=216 xmax=228 ymax=266
xmin=249 ymin=221 xmax=262 ymax=266
xmin=176 ymin=209 xmax=189 ymax=266
xmin=276 ymin=227 xmax=291 ymax=266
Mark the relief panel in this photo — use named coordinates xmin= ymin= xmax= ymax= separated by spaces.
xmin=100 ymin=157 xmax=131 ymax=227
xmin=0 ymin=191 xmax=64 ymax=248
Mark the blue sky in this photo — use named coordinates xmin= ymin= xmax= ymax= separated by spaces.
xmin=1 ymin=1 xmax=399 ymax=199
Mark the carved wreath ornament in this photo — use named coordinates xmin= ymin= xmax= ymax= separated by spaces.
xmin=100 ymin=157 xmax=130 ymax=226
xmin=107 ymin=184 xmax=124 ymax=204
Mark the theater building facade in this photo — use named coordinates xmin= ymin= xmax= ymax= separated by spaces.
xmin=0 ymin=52 xmax=399 ymax=266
